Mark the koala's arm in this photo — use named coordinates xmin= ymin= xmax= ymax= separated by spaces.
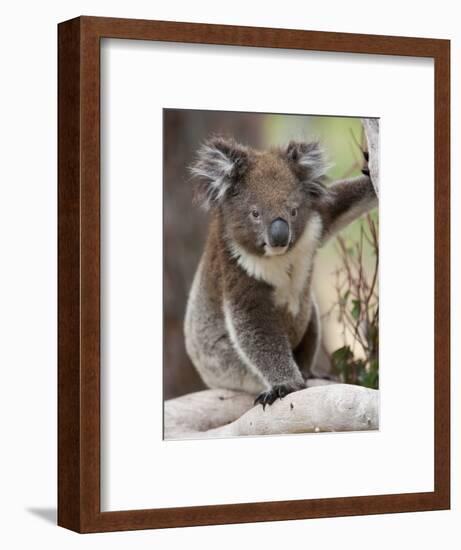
xmin=320 ymin=174 xmax=377 ymax=243
xmin=224 ymin=280 xmax=305 ymax=407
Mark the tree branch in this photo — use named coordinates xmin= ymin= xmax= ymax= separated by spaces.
xmin=164 ymin=381 xmax=379 ymax=439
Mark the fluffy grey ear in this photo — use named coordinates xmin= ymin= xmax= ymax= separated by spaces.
xmin=285 ymin=141 xmax=330 ymax=197
xmin=190 ymin=137 xmax=249 ymax=209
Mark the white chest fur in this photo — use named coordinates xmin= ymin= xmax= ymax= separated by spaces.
xmin=229 ymin=214 xmax=322 ymax=316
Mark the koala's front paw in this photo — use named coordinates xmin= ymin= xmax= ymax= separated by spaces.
xmin=254 ymin=382 xmax=305 ymax=410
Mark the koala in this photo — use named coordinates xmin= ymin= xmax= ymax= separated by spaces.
xmin=184 ymin=137 xmax=377 ymax=407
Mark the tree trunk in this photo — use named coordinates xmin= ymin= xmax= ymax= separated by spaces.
xmin=361 ymin=118 xmax=380 ymax=196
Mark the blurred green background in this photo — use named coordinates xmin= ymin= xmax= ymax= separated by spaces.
xmin=163 ymin=109 xmax=378 ymax=399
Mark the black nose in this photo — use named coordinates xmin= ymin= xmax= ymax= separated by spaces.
xmin=269 ymin=218 xmax=289 ymax=247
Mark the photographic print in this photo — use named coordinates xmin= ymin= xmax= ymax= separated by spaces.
xmin=163 ymin=109 xmax=379 ymax=440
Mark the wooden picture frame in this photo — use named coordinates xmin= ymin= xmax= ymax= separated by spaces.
xmin=58 ymin=16 xmax=450 ymax=533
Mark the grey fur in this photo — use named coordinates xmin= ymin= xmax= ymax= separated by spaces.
xmin=185 ymin=138 xmax=377 ymax=405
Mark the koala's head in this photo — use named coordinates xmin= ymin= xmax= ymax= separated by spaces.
xmin=190 ymin=137 xmax=329 ymax=257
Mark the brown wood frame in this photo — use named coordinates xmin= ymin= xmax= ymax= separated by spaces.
xmin=58 ymin=15 xmax=450 ymax=533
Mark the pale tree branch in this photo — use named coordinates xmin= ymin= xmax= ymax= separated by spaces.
xmin=164 ymin=381 xmax=379 ymax=440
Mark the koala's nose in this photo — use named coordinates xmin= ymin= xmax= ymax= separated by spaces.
xmin=269 ymin=218 xmax=290 ymax=248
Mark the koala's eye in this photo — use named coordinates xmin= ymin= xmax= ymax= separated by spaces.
xmin=291 ymin=207 xmax=298 ymax=218
xmin=251 ymin=209 xmax=260 ymax=219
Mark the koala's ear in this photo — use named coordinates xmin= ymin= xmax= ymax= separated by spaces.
xmin=190 ymin=137 xmax=249 ymax=209
xmin=285 ymin=141 xmax=330 ymax=197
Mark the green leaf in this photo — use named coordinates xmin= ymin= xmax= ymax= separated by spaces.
xmin=331 ymin=346 xmax=355 ymax=383
xmin=331 ymin=345 xmax=353 ymax=364
xmin=358 ymin=359 xmax=379 ymax=389
xmin=351 ymin=299 xmax=360 ymax=320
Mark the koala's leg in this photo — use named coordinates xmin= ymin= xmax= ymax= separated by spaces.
xmin=193 ymin=332 xmax=268 ymax=395
xmin=223 ymin=282 xmax=306 ymax=409
xmin=293 ymin=299 xmax=321 ymax=380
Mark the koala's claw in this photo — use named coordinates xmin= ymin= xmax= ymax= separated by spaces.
xmin=254 ymin=383 xmax=299 ymax=410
